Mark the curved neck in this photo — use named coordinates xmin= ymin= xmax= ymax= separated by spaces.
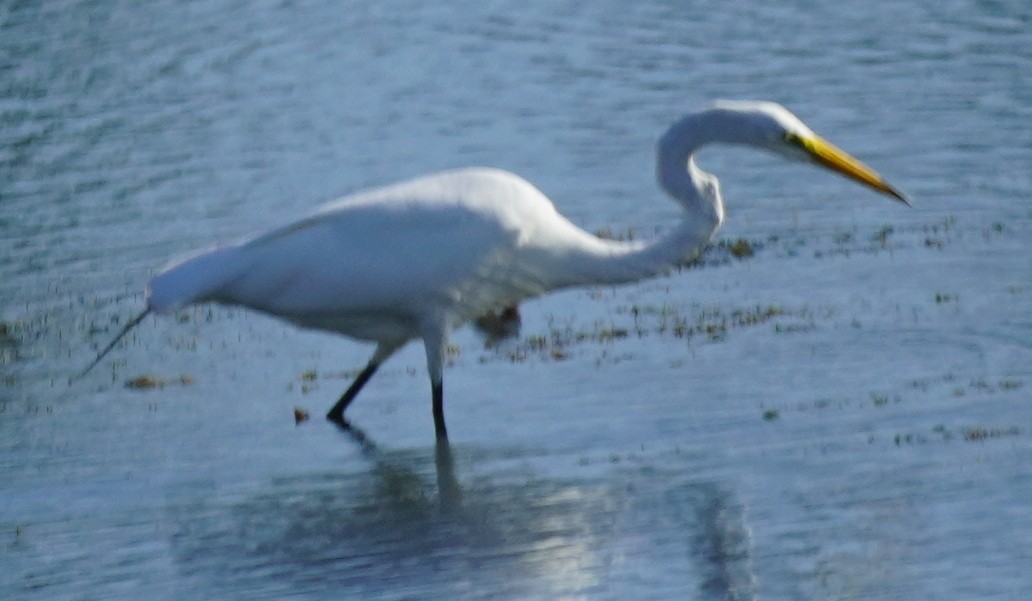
xmin=656 ymin=109 xmax=744 ymax=215
xmin=549 ymin=112 xmax=726 ymax=288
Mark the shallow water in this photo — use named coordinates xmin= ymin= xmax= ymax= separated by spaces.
xmin=2 ymin=1 xmax=1031 ymax=599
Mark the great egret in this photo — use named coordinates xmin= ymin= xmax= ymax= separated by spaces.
xmin=84 ymin=101 xmax=907 ymax=440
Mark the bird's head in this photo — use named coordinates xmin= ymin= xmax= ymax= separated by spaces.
xmin=710 ymin=100 xmax=910 ymax=205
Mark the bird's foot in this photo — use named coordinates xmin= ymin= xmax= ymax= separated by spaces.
xmin=326 ymin=412 xmax=351 ymax=429
xmin=327 ymin=414 xmax=379 ymax=454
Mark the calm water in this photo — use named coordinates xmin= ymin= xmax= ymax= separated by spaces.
xmin=2 ymin=1 xmax=1031 ymax=599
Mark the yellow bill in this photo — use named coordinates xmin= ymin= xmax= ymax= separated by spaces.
xmin=798 ymin=134 xmax=910 ymax=205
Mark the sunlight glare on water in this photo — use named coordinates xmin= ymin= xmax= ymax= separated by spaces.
xmin=2 ymin=0 xmax=1030 ymax=599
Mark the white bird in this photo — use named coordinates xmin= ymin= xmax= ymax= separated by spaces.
xmin=84 ymin=101 xmax=907 ymax=440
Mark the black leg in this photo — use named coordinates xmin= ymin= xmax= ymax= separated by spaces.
xmin=432 ymin=380 xmax=447 ymax=441
xmin=326 ymin=361 xmax=379 ymax=425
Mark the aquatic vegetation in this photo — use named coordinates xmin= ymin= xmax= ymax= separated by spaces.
xmin=962 ymin=426 xmax=1020 ymax=442
xmin=125 ymin=374 xmax=164 ymax=389
xmin=480 ymin=302 xmax=795 ymax=367
xmin=895 ymin=425 xmax=1022 ymax=446
xmin=124 ymin=374 xmax=193 ymax=390
xmin=813 ymin=218 xmax=963 ymax=259
xmin=873 ymin=224 xmax=894 ymax=248
xmin=594 ymin=327 xmax=629 ymax=342
xmin=593 ymin=226 xmax=637 ymax=242
xmin=728 ymin=238 xmax=755 ymax=259
xmin=681 ymin=236 xmax=767 ymax=269
xmin=473 ymin=305 xmax=521 ymax=343
xmin=0 ymin=320 xmax=20 ymax=346
xmin=0 ymin=320 xmax=27 ymax=366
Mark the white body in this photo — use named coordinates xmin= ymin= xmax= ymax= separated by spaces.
xmin=148 ymin=167 xmax=716 ymax=348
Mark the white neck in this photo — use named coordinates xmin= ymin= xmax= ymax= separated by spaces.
xmin=549 ymin=111 xmax=727 ymax=288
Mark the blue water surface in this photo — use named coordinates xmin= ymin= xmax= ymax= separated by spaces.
xmin=2 ymin=1 xmax=1030 ymax=599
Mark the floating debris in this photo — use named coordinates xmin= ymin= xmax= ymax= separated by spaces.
xmin=125 ymin=375 xmax=165 ymax=389
xmin=293 ymin=407 xmax=310 ymax=425
xmin=124 ymin=374 xmax=193 ymax=390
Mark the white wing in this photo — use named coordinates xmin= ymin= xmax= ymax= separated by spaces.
xmin=149 ymin=168 xmax=571 ymax=339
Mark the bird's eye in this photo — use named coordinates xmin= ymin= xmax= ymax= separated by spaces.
xmin=783 ymin=132 xmax=804 ymax=147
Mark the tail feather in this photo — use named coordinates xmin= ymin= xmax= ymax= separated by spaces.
xmin=77 ymin=308 xmax=151 ymax=380
xmin=146 ymin=245 xmax=244 ymax=313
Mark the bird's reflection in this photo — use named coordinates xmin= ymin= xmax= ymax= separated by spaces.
xmin=168 ymin=426 xmax=756 ymax=600
xmin=433 ymin=436 xmax=462 ymax=511
xmin=334 ymin=419 xmax=462 ymax=514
